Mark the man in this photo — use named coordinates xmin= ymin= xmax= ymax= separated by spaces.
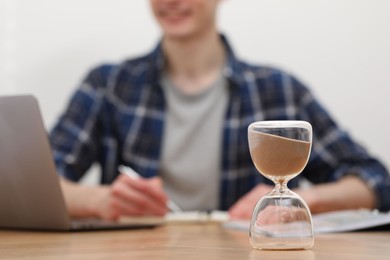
xmin=50 ymin=0 xmax=390 ymax=221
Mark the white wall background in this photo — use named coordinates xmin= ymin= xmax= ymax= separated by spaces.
xmin=1 ymin=0 xmax=389 ymax=176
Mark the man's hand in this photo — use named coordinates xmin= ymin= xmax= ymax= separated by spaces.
xmin=94 ymin=174 xmax=168 ymax=220
xmin=228 ymin=184 xmax=273 ymax=220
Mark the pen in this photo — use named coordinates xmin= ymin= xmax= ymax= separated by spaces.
xmin=118 ymin=165 xmax=182 ymax=213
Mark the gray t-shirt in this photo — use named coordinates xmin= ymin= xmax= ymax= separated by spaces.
xmin=159 ymin=73 xmax=228 ymax=211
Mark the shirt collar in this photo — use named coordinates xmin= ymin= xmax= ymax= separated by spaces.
xmin=148 ymin=33 xmax=244 ymax=88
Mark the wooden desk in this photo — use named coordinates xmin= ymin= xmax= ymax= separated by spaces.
xmin=0 ymin=223 xmax=389 ymax=259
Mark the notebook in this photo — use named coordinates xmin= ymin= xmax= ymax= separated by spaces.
xmin=223 ymin=209 xmax=390 ymax=233
xmin=0 ymin=95 xmax=163 ymax=231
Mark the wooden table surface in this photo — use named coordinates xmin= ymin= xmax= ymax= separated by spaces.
xmin=0 ymin=223 xmax=389 ymax=259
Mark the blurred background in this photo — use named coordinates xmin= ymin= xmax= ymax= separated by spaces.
xmin=1 ymin=0 xmax=389 ymax=180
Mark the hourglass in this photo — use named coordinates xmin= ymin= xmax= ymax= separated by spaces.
xmin=248 ymin=120 xmax=314 ymax=250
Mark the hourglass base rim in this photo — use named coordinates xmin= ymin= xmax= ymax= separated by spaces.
xmin=251 ymin=243 xmax=314 ymax=251
xmin=250 ymin=223 xmax=315 ymax=250
xmin=250 ymin=224 xmax=314 ymax=250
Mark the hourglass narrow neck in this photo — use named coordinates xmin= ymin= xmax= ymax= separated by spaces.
xmin=274 ymin=179 xmax=289 ymax=194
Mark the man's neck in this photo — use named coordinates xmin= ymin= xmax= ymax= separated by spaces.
xmin=162 ymin=30 xmax=225 ymax=94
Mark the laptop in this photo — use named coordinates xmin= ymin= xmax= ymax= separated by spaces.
xmin=0 ymin=95 xmax=163 ymax=231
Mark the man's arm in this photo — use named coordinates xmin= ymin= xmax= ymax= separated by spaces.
xmin=296 ymin=175 xmax=375 ymax=214
xmin=59 ymin=177 xmax=111 ymax=219
xmin=228 ymin=175 xmax=376 ymax=220
xmin=59 ymin=174 xmax=168 ymax=220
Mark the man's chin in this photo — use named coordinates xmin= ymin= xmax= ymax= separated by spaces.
xmin=163 ymin=30 xmax=198 ymax=42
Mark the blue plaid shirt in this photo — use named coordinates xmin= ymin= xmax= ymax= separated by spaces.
xmin=50 ymin=35 xmax=390 ymax=211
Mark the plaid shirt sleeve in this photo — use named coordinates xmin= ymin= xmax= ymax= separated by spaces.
xmin=290 ymin=75 xmax=390 ymax=211
xmin=49 ymin=65 xmax=113 ymax=181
